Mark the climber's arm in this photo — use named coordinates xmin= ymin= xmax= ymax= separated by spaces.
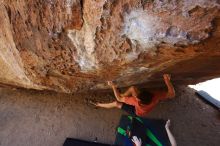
xmin=152 ymin=74 xmax=175 ymax=100
xmin=108 ymin=81 xmax=125 ymax=102
xmin=163 ymin=74 xmax=175 ymax=99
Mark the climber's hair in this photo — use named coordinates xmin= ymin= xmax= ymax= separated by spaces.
xmin=137 ymin=90 xmax=153 ymax=105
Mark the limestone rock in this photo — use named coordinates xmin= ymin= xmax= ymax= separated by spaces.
xmin=0 ymin=0 xmax=220 ymax=93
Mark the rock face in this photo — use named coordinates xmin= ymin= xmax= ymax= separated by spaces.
xmin=0 ymin=0 xmax=220 ymax=93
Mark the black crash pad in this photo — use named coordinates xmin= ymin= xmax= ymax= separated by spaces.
xmin=63 ymin=138 xmax=117 ymax=146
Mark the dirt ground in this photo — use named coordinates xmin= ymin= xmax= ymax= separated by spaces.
xmin=0 ymin=86 xmax=219 ymax=146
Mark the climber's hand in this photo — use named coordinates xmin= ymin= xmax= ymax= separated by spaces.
xmin=165 ymin=119 xmax=171 ymax=129
xmin=131 ymin=136 xmax=142 ymax=146
xmin=107 ymin=81 xmax=116 ymax=87
xmin=163 ymin=74 xmax=171 ymax=81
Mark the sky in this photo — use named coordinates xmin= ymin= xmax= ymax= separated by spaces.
xmin=189 ymin=78 xmax=220 ymax=101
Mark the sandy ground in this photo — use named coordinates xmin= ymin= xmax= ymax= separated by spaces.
xmin=0 ymin=86 xmax=219 ymax=146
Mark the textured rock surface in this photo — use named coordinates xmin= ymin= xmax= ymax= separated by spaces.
xmin=0 ymin=0 xmax=220 ymax=93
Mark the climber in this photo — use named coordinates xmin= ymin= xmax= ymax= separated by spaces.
xmin=92 ymin=74 xmax=175 ymax=117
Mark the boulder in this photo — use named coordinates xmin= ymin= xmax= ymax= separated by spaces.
xmin=0 ymin=0 xmax=219 ymax=93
